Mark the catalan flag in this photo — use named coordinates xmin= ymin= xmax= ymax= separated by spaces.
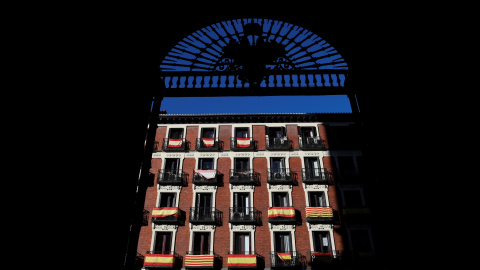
xmin=227 ymin=254 xmax=257 ymax=267
xmin=144 ymin=254 xmax=175 ymax=267
xmin=236 ymin=138 xmax=250 ymax=147
xmin=268 ymin=207 xmax=295 ymax=218
xmin=185 ymin=254 xmax=214 ymax=267
xmin=151 ymin=207 xmax=179 ymax=217
xmin=202 ymin=138 xmax=214 ymax=147
xmin=277 ymin=253 xmax=292 ymax=261
xmin=305 ymin=207 xmax=333 ymax=217
xmin=168 ymin=138 xmax=182 ymax=147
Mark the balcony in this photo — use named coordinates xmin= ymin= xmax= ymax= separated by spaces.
xmin=189 ymin=207 xmax=222 ymax=225
xmin=309 ymin=250 xmax=339 ymax=265
xmin=229 ymin=207 xmax=261 ymax=225
xmin=229 ymin=169 xmax=260 ymax=185
xmin=192 ymin=169 xmax=219 ymax=185
xmin=151 ymin=207 xmax=180 ymax=224
xmin=270 ymin=252 xmax=302 ymax=268
xmin=185 ymin=252 xmax=220 ymax=268
xmin=157 ymin=169 xmax=186 ymax=186
xmin=228 ymin=252 xmax=257 ymax=268
xmin=162 ymin=138 xmax=187 ymax=152
xmin=266 ymin=137 xmax=292 ymax=151
xmin=298 ymin=136 xmax=326 ymax=150
xmin=267 ymin=169 xmax=297 ymax=185
xmin=301 ymin=168 xmax=333 ymax=185
xmin=230 ymin=137 xmax=256 ymax=151
xmin=305 ymin=207 xmax=334 ymax=224
xmin=195 ymin=138 xmax=222 ymax=151
xmin=268 ymin=207 xmax=296 ymax=224
xmin=144 ymin=251 xmax=179 ymax=269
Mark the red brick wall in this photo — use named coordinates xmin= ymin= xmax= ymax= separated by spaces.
xmin=253 ymin=157 xmax=271 ymax=268
xmin=154 ymin=126 xmax=167 ymax=150
xmin=253 ymin=125 xmax=266 ymax=150
xmin=286 ymin=124 xmax=299 ymax=149
xmin=186 ymin=126 xmax=198 ymax=150
xmin=219 ymin=125 xmax=232 ymax=150
xmin=175 ymin=158 xmax=196 ymax=264
xmin=215 ymin=158 xmax=231 ymax=268
xmin=318 ymin=124 xmax=329 ymax=149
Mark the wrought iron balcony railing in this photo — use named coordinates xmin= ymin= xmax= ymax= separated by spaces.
xmin=230 ymin=137 xmax=256 ymax=151
xmin=189 ymin=207 xmax=222 ymax=225
xmin=301 ymin=168 xmax=333 ymax=185
xmin=270 ymin=251 xmax=302 ymax=268
xmin=162 ymin=138 xmax=187 ymax=152
xmin=309 ymin=250 xmax=339 ymax=265
xmin=266 ymin=137 xmax=292 ymax=151
xmin=229 ymin=207 xmax=261 ymax=224
xmin=192 ymin=169 xmax=219 ymax=185
xmin=267 ymin=169 xmax=297 ymax=185
xmin=157 ymin=169 xmax=186 ymax=186
xmin=229 ymin=169 xmax=260 ymax=185
xmin=298 ymin=136 xmax=326 ymax=150
xmin=195 ymin=138 xmax=222 ymax=151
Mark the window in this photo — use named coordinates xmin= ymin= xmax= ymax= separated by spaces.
xmin=272 ymin=192 xmax=289 ymax=207
xmin=350 ymin=230 xmax=372 ymax=256
xmin=233 ymin=192 xmax=250 ymax=216
xmin=234 ymin=232 xmax=251 ymax=254
xmin=154 ymin=232 xmax=172 ymax=254
xmin=159 ymin=193 xmax=176 ymax=207
xmin=308 ymin=192 xmax=326 ymax=207
xmin=343 ymin=190 xmax=363 ymax=207
xmin=312 ymin=231 xmax=331 ymax=253
xmin=198 ymin=158 xmax=214 ymax=170
xmin=274 ymin=232 xmax=292 ymax=252
xmin=271 ymin=158 xmax=286 ymax=174
xmin=299 ymin=127 xmax=316 ymax=139
xmin=234 ymin=158 xmax=250 ymax=171
xmin=169 ymin=128 xmax=184 ymax=139
xmin=304 ymin=157 xmax=321 ymax=177
xmin=201 ymin=128 xmax=216 ymax=139
xmin=267 ymin=127 xmax=286 ymax=138
xmin=192 ymin=232 xmax=210 ymax=254
xmin=235 ymin=127 xmax=249 ymax=138
xmin=164 ymin=158 xmax=180 ymax=173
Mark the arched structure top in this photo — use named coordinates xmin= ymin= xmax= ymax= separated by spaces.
xmin=159 ymin=18 xmax=350 ymax=93
xmin=160 ymin=18 xmax=348 ymax=72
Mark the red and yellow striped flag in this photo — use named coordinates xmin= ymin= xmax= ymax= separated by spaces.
xmin=236 ymin=138 xmax=250 ymax=147
xmin=277 ymin=253 xmax=292 ymax=261
xmin=268 ymin=207 xmax=295 ymax=217
xmin=152 ymin=207 xmax=179 ymax=217
xmin=227 ymin=254 xmax=257 ymax=267
xmin=185 ymin=255 xmax=214 ymax=267
xmin=168 ymin=138 xmax=183 ymax=147
xmin=305 ymin=207 xmax=333 ymax=217
xmin=202 ymin=138 xmax=214 ymax=147
xmin=144 ymin=254 xmax=175 ymax=267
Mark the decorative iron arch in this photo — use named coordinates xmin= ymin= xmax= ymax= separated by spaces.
xmin=159 ymin=18 xmax=349 ymax=92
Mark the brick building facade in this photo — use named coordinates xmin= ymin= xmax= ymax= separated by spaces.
xmin=136 ymin=112 xmax=374 ymax=269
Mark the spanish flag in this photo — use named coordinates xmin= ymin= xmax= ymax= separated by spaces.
xmin=236 ymin=138 xmax=250 ymax=147
xmin=144 ymin=254 xmax=175 ymax=267
xmin=202 ymin=138 xmax=214 ymax=147
xmin=227 ymin=254 xmax=257 ymax=267
xmin=168 ymin=138 xmax=183 ymax=147
xmin=152 ymin=207 xmax=179 ymax=217
xmin=268 ymin=207 xmax=295 ymax=217
xmin=305 ymin=207 xmax=333 ymax=217
xmin=277 ymin=253 xmax=292 ymax=261
xmin=185 ymin=254 xmax=214 ymax=267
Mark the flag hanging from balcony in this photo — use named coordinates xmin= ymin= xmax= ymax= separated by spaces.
xmin=236 ymin=138 xmax=250 ymax=147
xmin=277 ymin=253 xmax=292 ymax=261
xmin=312 ymin=252 xmax=331 ymax=257
xmin=185 ymin=254 xmax=214 ymax=267
xmin=152 ymin=207 xmax=179 ymax=217
xmin=227 ymin=254 xmax=257 ymax=267
xmin=195 ymin=169 xmax=216 ymax=179
xmin=144 ymin=254 xmax=175 ymax=267
xmin=168 ymin=138 xmax=182 ymax=147
xmin=202 ymin=138 xmax=214 ymax=147
xmin=268 ymin=207 xmax=295 ymax=217
xmin=305 ymin=207 xmax=333 ymax=217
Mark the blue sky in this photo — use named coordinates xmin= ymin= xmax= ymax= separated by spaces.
xmin=160 ymin=95 xmax=352 ymax=114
